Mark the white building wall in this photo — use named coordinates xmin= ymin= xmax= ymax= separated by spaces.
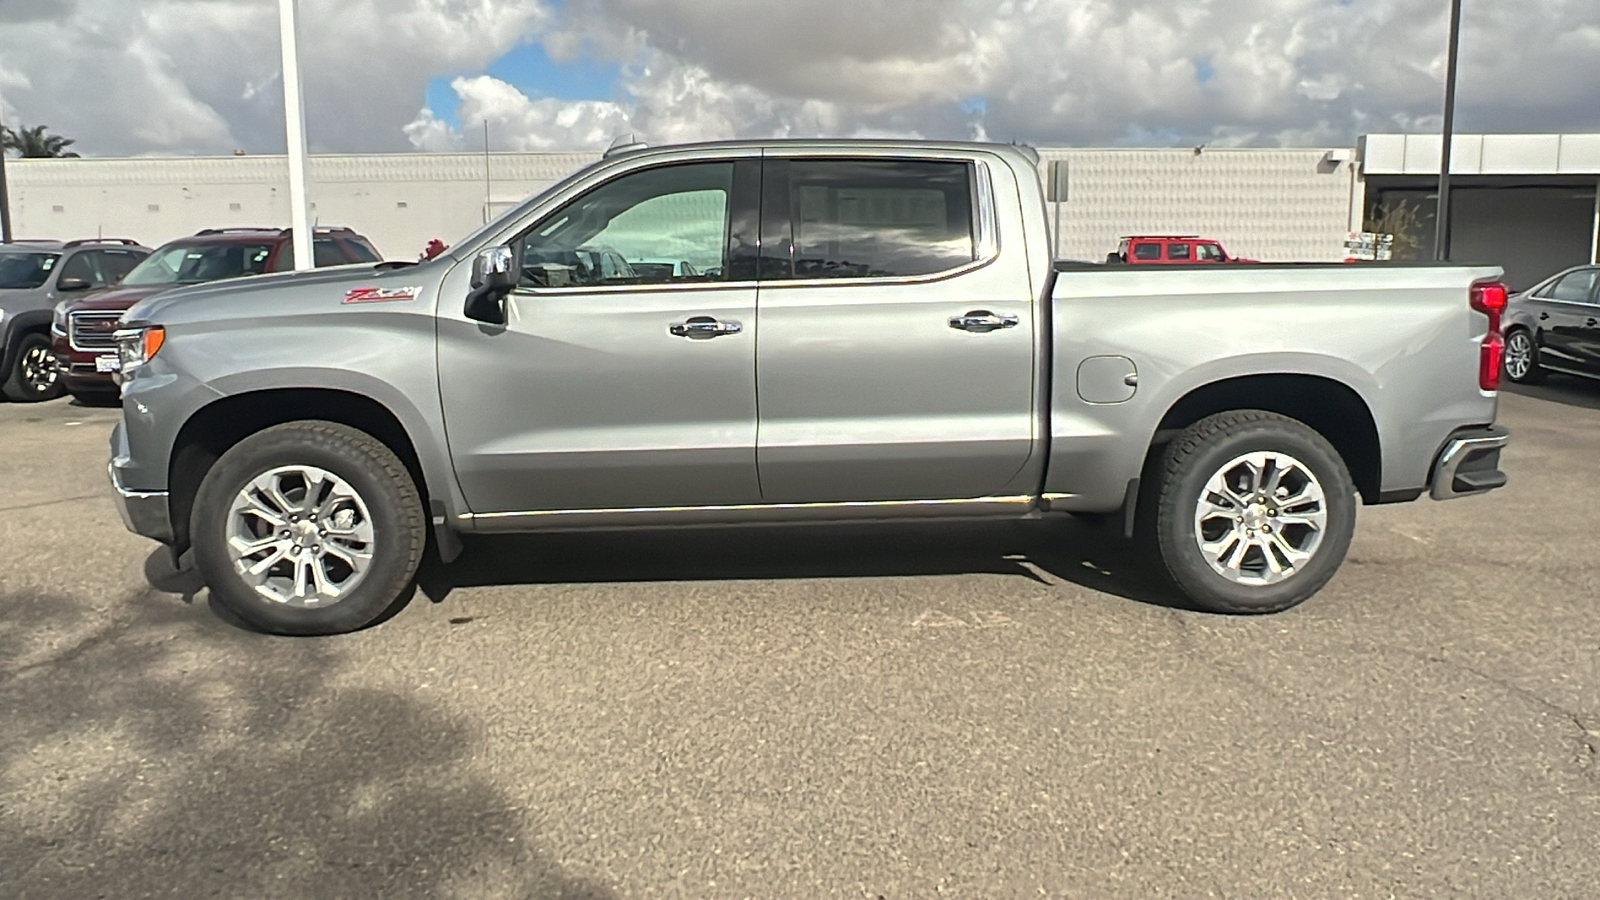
xmin=9 ymin=147 xmax=1358 ymax=263
xmin=8 ymin=152 xmax=600 ymax=260
xmin=1034 ymin=148 xmax=1362 ymax=262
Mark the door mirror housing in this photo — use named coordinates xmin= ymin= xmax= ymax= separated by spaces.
xmin=57 ymin=276 xmax=93 ymax=292
xmin=465 ymin=246 xmax=517 ymax=325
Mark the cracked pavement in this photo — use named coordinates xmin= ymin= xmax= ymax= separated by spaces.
xmin=1 ymin=383 xmax=1598 ymax=899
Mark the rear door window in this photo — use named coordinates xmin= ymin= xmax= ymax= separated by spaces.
xmin=1132 ymin=242 xmax=1161 ymax=261
xmin=57 ymin=251 xmax=104 ymax=288
xmin=1167 ymin=243 xmax=1192 ymax=261
xmin=94 ymin=249 xmax=146 ymax=284
xmin=1549 ymin=270 xmax=1600 ymax=303
xmin=763 ymin=158 xmax=976 ymax=280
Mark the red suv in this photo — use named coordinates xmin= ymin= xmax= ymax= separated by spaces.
xmin=53 ymin=226 xmax=382 ymax=400
xmin=1109 ymin=235 xmax=1254 ymax=265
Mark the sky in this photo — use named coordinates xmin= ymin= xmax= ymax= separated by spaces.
xmin=0 ymin=0 xmax=1597 ymax=157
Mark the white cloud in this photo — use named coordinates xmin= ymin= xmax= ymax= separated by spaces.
xmin=1 ymin=0 xmax=1598 ymax=157
xmin=406 ymin=75 xmax=633 ymax=151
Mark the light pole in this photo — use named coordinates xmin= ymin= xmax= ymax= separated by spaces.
xmin=278 ymin=0 xmax=314 ymax=270
xmin=1433 ymin=0 xmax=1464 ymax=261
xmin=0 ymin=108 xmax=13 ymax=243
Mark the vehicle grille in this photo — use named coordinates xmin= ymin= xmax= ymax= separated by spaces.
xmin=69 ymin=312 xmax=122 ymax=351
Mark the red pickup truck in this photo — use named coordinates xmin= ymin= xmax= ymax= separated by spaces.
xmin=1110 ymin=235 xmax=1254 ymax=264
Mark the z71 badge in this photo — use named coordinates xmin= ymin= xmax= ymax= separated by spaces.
xmin=343 ymin=286 xmax=422 ymax=304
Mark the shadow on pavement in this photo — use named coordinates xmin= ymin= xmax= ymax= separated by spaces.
xmin=417 ymin=515 xmax=1189 ymax=612
xmin=1504 ymin=374 xmax=1600 ymax=412
xmin=0 ymin=586 xmax=617 ymax=900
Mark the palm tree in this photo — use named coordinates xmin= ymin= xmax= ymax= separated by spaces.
xmin=1 ymin=124 xmax=81 ymax=158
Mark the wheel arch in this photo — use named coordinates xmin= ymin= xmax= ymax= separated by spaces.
xmin=2 ymin=308 xmax=54 ymax=372
xmin=167 ymin=388 xmax=446 ymax=558
xmin=1143 ymin=373 xmax=1383 ymax=506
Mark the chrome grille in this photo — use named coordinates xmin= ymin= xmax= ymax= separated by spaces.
xmin=69 ymin=312 xmax=122 ymax=351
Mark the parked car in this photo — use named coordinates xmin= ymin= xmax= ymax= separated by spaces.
xmin=53 ymin=226 xmax=382 ymax=401
xmin=0 ymin=238 xmax=149 ymax=402
xmin=107 ymin=139 xmax=1509 ymax=636
xmin=1108 ymin=235 xmax=1255 ymax=265
xmin=1501 ymin=264 xmax=1600 ymax=384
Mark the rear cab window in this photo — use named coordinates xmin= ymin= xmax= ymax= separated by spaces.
xmin=1132 ymin=242 xmax=1161 ymax=261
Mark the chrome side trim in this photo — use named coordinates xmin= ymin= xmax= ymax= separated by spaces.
xmin=464 ymin=495 xmax=1039 ymax=532
xmin=1429 ymin=432 xmax=1510 ymax=501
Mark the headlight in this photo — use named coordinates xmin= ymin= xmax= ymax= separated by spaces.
xmin=113 ymin=325 xmax=165 ymax=375
xmin=51 ymin=301 xmax=68 ymax=334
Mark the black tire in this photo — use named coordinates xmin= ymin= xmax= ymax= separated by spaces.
xmin=1503 ymin=328 xmax=1546 ymax=385
xmin=2 ymin=332 xmax=66 ymax=402
xmin=1150 ymin=410 xmax=1357 ymax=614
xmin=190 ymin=421 xmax=426 ymax=635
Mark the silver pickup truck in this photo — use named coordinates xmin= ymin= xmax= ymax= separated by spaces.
xmin=107 ymin=140 xmax=1511 ymax=635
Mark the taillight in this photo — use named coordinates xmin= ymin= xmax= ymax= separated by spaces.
xmin=1480 ymin=332 xmax=1504 ymax=392
xmin=1470 ymin=281 xmax=1509 ymax=392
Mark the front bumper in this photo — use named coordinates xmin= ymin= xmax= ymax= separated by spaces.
xmin=109 ymin=431 xmax=173 ymax=543
xmin=1429 ymin=425 xmax=1510 ymax=501
xmin=51 ymin=331 xmax=119 ymax=390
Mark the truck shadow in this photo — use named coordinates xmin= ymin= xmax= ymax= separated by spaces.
xmin=0 ymin=584 xmax=618 ymax=900
xmin=416 ymin=516 xmax=1192 ymax=612
xmin=1503 ymin=375 xmax=1600 ymax=412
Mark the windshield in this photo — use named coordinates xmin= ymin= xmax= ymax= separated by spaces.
xmin=122 ymin=242 xmax=274 ymax=287
xmin=0 ymin=252 xmax=60 ymax=290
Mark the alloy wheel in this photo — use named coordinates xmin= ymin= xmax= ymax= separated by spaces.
xmin=1504 ymin=332 xmax=1533 ymax=381
xmin=225 ymin=465 xmax=376 ymax=607
xmin=1193 ymin=451 xmax=1328 ymax=586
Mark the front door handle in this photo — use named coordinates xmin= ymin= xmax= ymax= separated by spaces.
xmin=1588 ymin=318 xmax=1598 ymax=328
xmin=1540 ymin=312 xmax=1550 ymax=320
xmin=949 ymin=310 xmax=1019 ymax=333
xmin=670 ymin=316 xmax=742 ymax=339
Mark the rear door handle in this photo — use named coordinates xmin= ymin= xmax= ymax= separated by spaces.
xmin=670 ymin=316 xmax=742 ymax=339
xmin=1588 ymin=318 xmax=1598 ymax=327
xmin=1539 ymin=312 xmax=1550 ymax=320
xmin=949 ymin=310 xmax=1019 ymax=333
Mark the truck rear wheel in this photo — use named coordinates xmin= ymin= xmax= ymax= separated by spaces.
xmin=190 ymin=421 xmax=426 ymax=635
xmin=1151 ymin=410 xmax=1357 ymax=614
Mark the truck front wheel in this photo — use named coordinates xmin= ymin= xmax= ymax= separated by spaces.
xmin=190 ymin=421 xmax=426 ymax=635
xmin=1151 ymin=410 xmax=1357 ymax=614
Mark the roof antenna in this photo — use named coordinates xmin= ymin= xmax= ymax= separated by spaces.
xmin=604 ymin=133 xmax=648 ymax=158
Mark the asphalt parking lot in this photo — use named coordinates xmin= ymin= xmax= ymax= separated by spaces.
xmin=0 ymin=385 xmax=1597 ymax=899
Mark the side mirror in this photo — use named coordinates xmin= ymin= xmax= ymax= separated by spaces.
xmin=57 ymin=276 xmax=93 ymax=292
xmin=465 ymin=246 xmax=517 ymax=325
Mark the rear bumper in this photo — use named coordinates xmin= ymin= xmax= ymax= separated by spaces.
xmin=109 ymin=425 xmax=173 ymax=543
xmin=1429 ymin=425 xmax=1510 ymax=501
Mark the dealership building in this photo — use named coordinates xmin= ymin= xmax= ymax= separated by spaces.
xmin=6 ymin=133 xmax=1598 ymax=290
